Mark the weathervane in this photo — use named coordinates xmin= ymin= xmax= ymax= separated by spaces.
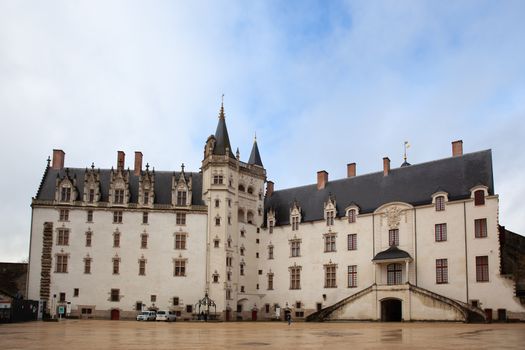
xmin=404 ymin=141 xmax=410 ymax=162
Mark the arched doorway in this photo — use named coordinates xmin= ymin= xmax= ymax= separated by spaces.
xmin=110 ymin=309 xmax=120 ymax=320
xmin=381 ymin=299 xmax=402 ymax=322
xmin=252 ymin=309 xmax=258 ymax=321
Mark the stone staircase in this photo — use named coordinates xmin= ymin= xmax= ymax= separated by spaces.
xmin=306 ymin=283 xmax=486 ymax=323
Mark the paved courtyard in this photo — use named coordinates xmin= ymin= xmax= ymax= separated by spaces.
xmin=1 ymin=320 xmax=524 ymax=349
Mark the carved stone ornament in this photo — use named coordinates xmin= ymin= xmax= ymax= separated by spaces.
xmin=384 ymin=206 xmax=403 ymax=229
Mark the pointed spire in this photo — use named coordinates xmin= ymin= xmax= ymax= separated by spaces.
xmin=248 ymin=133 xmax=263 ymax=167
xmin=212 ymin=97 xmax=235 ymax=158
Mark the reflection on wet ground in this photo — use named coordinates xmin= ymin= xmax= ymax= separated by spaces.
xmin=0 ymin=320 xmax=524 ymax=350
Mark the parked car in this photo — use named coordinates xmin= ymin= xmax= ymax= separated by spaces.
xmin=156 ymin=310 xmax=177 ymax=322
xmin=136 ymin=310 xmax=157 ymax=321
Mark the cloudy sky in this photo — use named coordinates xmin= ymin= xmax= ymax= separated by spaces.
xmin=0 ymin=1 xmax=524 ymax=262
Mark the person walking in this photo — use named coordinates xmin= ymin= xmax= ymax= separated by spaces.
xmin=286 ymin=313 xmax=292 ymax=326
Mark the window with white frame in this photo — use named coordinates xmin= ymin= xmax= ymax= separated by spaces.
xmin=347 ymin=234 xmax=357 ymax=250
xmin=436 ymin=258 xmax=448 ymax=284
xmin=435 ymin=223 xmax=447 ymax=242
xmin=348 ymin=265 xmax=357 ymax=288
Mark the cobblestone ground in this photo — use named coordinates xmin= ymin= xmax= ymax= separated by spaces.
xmin=1 ymin=320 xmax=524 ymax=349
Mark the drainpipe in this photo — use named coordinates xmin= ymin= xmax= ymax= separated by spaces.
xmin=463 ymin=202 xmax=469 ymax=303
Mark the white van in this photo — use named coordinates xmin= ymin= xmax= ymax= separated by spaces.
xmin=155 ymin=310 xmax=177 ymax=322
xmin=136 ymin=310 xmax=156 ymax=321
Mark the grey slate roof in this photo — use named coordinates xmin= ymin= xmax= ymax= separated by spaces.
xmin=248 ymin=140 xmax=263 ymax=167
xmin=213 ymin=105 xmax=235 ymax=158
xmin=35 ymin=168 xmax=204 ymax=206
xmin=373 ymin=246 xmax=412 ymax=261
xmin=265 ymin=150 xmax=494 ymax=226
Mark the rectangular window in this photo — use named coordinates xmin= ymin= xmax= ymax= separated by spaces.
xmin=87 ymin=210 xmax=93 ymax=222
xmin=59 ymin=209 xmax=69 ymax=221
xmin=110 ymin=289 xmax=120 ymax=302
xmin=324 ymin=234 xmax=336 ymax=252
xmin=240 ymin=263 xmax=245 ymax=276
xmin=113 ymin=211 xmax=123 ymax=224
xmin=74 ymin=288 xmax=79 ymax=297
xmin=213 ymin=175 xmax=223 ymax=185
xmin=88 ymin=189 xmax=95 ymax=203
xmin=57 ymin=229 xmax=69 ymax=245
xmin=291 ymin=216 xmax=299 ymax=231
xmin=176 ymin=213 xmax=186 ymax=225
xmin=112 ymin=258 xmax=120 ymax=274
xmin=85 ymin=231 xmax=92 ymax=247
xmin=348 ymin=265 xmax=357 ymax=288
xmin=175 ymin=233 xmax=186 ymax=250
xmin=113 ymin=232 xmax=120 ymax=247
xmin=290 ymin=267 xmax=301 ymax=290
xmin=389 ymin=229 xmax=399 ymax=246
xmin=267 ymin=273 xmax=274 ymax=290
xmin=142 ymin=212 xmax=148 ymax=224
xmin=475 ymin=218 xmax=487 ymax=238
xmin=174 ymin=259 xmax=186 ymax=276
xmin=84 ymin=258 xmax=91 ymax=274
xmin=60 ymin=187 xmax=71 ymax=202
xmin=435 ymin=196 xmax=445 ymax=211
xmin=324 ymin=264 xmax=337 ymax=288
xmin=476 ymin=256 xmax=489 ymax=282
xmin=435 ymin=223 xmax=447 ymax=242
xmin=326 ymin=211 xmax=334 ymax=226
xmin=215 ymin=217 xmax=221 ymax=226
xmin=143 ymin=191 xmax=149 ymax=205
xmin=269 ymin=220 xmax=274 ymax=233
xmin=436 ymin=258 xmax=448 ymax=284
xmin=186 ymin=304 xmax=193 ymax=313
xmin=151 ymin=295 xmax=156 ymax=302
xmin=59 ymin=292 xmax=66 ymax=302
xmin=268 ymin=246 xmax=274 ymax=259
xmin=173 ymin=297 xmax=179 ymax=306
xmin=141 ymin=234 xmax=148 ymax=249
xmin=177 ymin=191 xmax=187 ymax=206
xmin=115 ymin=189 xmax=124 ymax=204
xmin=290 ymin=240 xmax=301 ymax=257
xmin=136 ymin=302 xmax=143 ymax=311
xmin=265 ymin=304 xmax=270 ymax=313
xmin=347 ymin=234 xmax=357 ymax=250
xmin=55 ymin=255 xmax=68 ymax=273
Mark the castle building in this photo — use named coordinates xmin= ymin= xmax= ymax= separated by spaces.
xmin=27 ymin=103 xmax=525 ymax=321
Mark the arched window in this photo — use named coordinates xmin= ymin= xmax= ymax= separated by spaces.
xmin=247 ymin=186 xmax=254 ymax=195
xmin=238 ymin=184 xmax=246 ymax=192
xmin=247 ymin=211 xmax=254 ymax=224
xmin=387 ymin=263 xmax=402 ymax=285
xmin=348 ymin=209 xmax=356 ymax=223
xmin=435 ymin=196 xmax=445 ymax=211
xmin=474 ymin=190 xmax=485 ymax=206
xmin=238 ymin=209 xmax=245 ymax=223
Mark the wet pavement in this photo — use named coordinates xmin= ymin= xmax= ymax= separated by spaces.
xmin=1 ymin=320 xmax=524 ymax=349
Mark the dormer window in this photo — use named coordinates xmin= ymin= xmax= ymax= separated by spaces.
xmin=291 ymin=216 xmax=299 ymax=231
xmin=474 ymin=190 xmax=485 ymax=206
xmin=324 ymin=196 xmax=337 ymax=226
xmin=143 ymin=191 xmax=149 ymax=205
xmin=88 ymin=189 xmax=95 ymax=203
xmin=177 ymin=190 xmax=187 ymax=206
xmin=348 ymin=209 xmax=356 ymax=223
xmin=269 ymin=220 xmax=274 ymax=234
xmin=326 ymin=211 xmax=335 ymax=226
xmin=115 ymin=189 xmax=124 ymax=204
xmin=61 ymin=186 xmax=71 ymax=202
xmin=435 ymin=196 xmax=445 ymax=211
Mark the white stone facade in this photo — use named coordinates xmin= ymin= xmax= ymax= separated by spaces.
xmin=27 ymin=109 xmax=525 ymax=321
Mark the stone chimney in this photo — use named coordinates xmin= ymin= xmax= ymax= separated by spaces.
xmin=117 ymin=151 xmax=125 ymax=171
xmin=383 ymin=157 xmax=390 ymax=176
xmin=317 ymin=170 xmax=328 ymax=190
xmin=347 ymin=163 xmax=356 ymax=178
xmin=266 ymin=181 xmax=274 ymax=197
xmin=134 ymin=151 xmax=143 ymax=176
xmin=52 ymin=149 xmax=65 ymax=170
xmin=452 ymin=140 xmax=463 ymax=157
